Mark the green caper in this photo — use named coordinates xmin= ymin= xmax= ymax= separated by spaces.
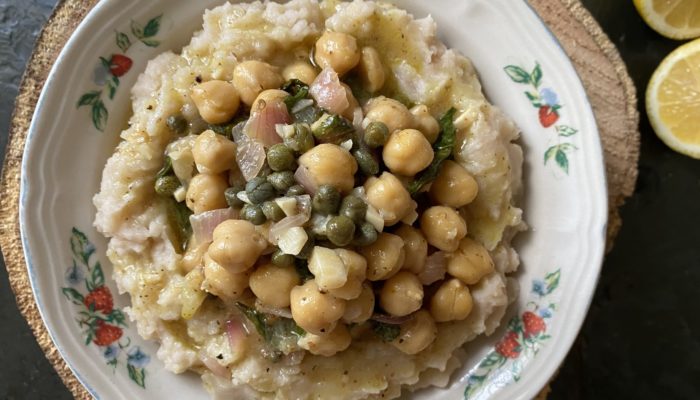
xmin=241 ymin=204 xmax=267 ymax=225
xmin=267 ymin=144 xmax=296 ymax=171
xmin=326 ymin=216 xmax=355 ymax=247
xmin=352 ymin=221 xmax=378 ymax=246
xmin=353 ymin=148 xmax=379 ymax=176
xmin=339 ymin=195 xmax=367 ymax=223
xmin=257 ymin=163 xmax=273 ymax=179
xmin=286 ymin=184 xmax=306 ymax=196
xmin=261 ymin=201 xmax=286 ymax=222
xmin=166 ymin=115 xmax=188 ymax=134
xmin=246 ymin=177 xmax=275 ymax=204
xmin=312 ymin=184 xmax=341 ymax=215
xmin=296 ymin=230 xmax=315 ymax=259
xmin=271 ymin=249 xmax=295 ymax=267
xmin=363 ymin=121 xmax=389 ymax=148
xmin=284 ymin=123 xmax=315 ymax=154
xmin=155 ymin=175 xmax=180 ymax=197
xmin=224 ymin=185 xmax=245 ymax=207
xmin=267 ymin=171 xmax=296 ymax=192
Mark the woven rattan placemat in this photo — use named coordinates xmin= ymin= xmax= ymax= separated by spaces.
xmin=0 ymin=0 xmax=639 ymax=398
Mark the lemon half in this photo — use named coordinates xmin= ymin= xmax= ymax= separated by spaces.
xmin=634 ymin=0 xmax=700 ymax=39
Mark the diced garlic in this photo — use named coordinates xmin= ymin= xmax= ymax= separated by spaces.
xmin=275 ymin=196 xmax=298 ymax=216
xmin=365 ymin=204 xmax=384 ymax=232
xmin=174 ymin=186 xmax=187 ymax=202
xmin=277 ymin=227 xmax=308 ymax=255
xmin=340 ymin=139 xmax=353 ymax=151
xmin=309 ymin=246 xmax=349 ymax=290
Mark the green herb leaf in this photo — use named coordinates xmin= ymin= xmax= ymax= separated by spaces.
xmin=311 ymin=113 xmax=354 ymax=145
xmin=408 ymin=107 xmax=457 ymax=195
xmin=165 ymin=198 xmax=192 ymax=254
xmin=503 ymin=65 xmax=531 ymax=84
xmin=156 ymin=156 xmax=173 ymax=180
xmin=62 ymin=287 xmax=85 ymax=305
xmin=77 ymin=91 xmax=101 ymax=107
xmin=116 ymin=31 xmax=131 ymax=52
xmin=281 ymin=79 xmax=310 ymax=111
xmin=530 ymin=63 xmax=543 ymax=88
xmin=142 ymin=15 xmax=162 ymax=38
xmin=556 ymin=125 xmax=578 ymax=137
xmin=92 ymin=100 xmax=108 ymax=131
xmin=371 ymin=321 xmax=400 ymax=342
xmin=236 ymin=303 xmax=305 ymax=354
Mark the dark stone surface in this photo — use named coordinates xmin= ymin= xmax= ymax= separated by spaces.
xmin=0 ymin=1 xmax=698 ymax=399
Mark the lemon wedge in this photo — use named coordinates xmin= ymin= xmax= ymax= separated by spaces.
xmin=634 ymin=0 xmax=700 ymax=39
xmin=646 ymin=38 xmax=700 ymax=158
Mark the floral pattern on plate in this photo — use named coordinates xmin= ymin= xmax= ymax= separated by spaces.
xmin=62 ymin=228 xmax=150 ymax=388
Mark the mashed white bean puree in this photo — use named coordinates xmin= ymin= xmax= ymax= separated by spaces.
xmin=94 ymin=0 xmax=524 ymax=398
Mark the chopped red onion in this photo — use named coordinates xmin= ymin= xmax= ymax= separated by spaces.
xmin=226 ymin=317 xmax=247 ymax=352
xmin=309 ymin=67 xmax=349 ymax=116
xmin=189 ymin=208 xmax=237 ymax=244
xmin=268 ymin=195 xmax=312 ymax=245
xmin=244 ymin=99 xmax=290 ymax=147
xmin=418 ymin=251 xmax=448 ymax=285
xmin=201 ymin=355 xmax=230 ymax=379
xmin=236 ymin=134 xmax=266 ymax=181
xmin=294 ymin=165 xmax=318 ymax=196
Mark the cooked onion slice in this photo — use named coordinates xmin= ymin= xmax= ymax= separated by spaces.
xmin=294 ymin=165 xmax=318 ymax=196
xmin=269 ymin=195 xmax=312 ymax=246
xmin=309 ymin=67 xmax=349 ymax=116
xmin=201 ymin=355 xmax=230 ymax=379
xmin=235 ymin=134 xmax=266 ymax=181
xmin=418 ymin=251 xmax=448 ymax=285
xmin=189 ymin=208 xmax=237 ymax=244
xmin=244 ymin=99 xmax=290 ymax=147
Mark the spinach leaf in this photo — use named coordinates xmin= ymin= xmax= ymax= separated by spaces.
xmin=371 ymin=321 xmax=401 ymax=342
xmin=407 ymin=107 xmax=457 ymax=195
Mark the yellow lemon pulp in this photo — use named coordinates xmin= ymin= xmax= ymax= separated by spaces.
xmin=634 ymin=0 xmax=700 ymax=39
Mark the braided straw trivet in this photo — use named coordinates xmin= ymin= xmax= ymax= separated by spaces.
xmin=0 ymin=0 xmax=639 ymax=398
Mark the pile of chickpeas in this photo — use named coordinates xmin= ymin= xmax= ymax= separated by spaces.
xmin=161 ymin=30 xmax=496 ymax=358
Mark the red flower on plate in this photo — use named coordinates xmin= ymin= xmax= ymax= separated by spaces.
xmin=522 ymin=311 xmax=546 ymax=338
xmin=109 ymin=54 xmax=133 ymax=77
xmin=538 ymin=105 xmax=559 ymax=128
xmin=495 ymin=331 xmax=521 ymax=359
xmin=94 ymin=320 xmax=123 ymax=346
xmin=84 ymin=285 xmax=114 ymax=314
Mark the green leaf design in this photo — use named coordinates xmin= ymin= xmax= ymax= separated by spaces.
xmin=524 ymin=91 xmax=541 ymax=108
xmin=555 ymin=149 xmax=569 ymax=173
xmin=479 ymin=351 xmax=504 ymax=368
xmin=116 ymin=31 xmax=131 ymax=52
xmin=558 ymin=143 xmax=577 ymax=152
xmin=70 ymin=228 xmax=94 ymax=265
xmin=531 ymin=63 xmax=543 ymax=88
xmin=106 ymin=76 xmax=119 ymax=100
xmin=130 ymin=20 xmax=144 ymax=39
xmin=92 ymin=262 xmax=105 ymax=287
xmin=77 ymin=91 xmax=101 ymax=107
xmin=92 ymin=100 xmax=109 ymax=131
xmin=544 ymin=145 xmax=558 ymax=164
xmin=142 ymin=15 xmax=162 ymax=38
xmin=503 ymin=65 xmax=531 ymax=84
xmin=544 ymin=269 xmax=561 ymax=294
xmin=99 ymin=56 xmax=111 ymax=70
xmin=62 ymin=288 xmax=84 ymax=305
xmin=140 ymin=38 xmax=160 ymax=47
xmin=127 ymin=364 xmax=146 ymax=388
xmin=556 ymin=125 xmax=578 ymax=137
xmin=108 ymin=309 xmax=128 ymax=327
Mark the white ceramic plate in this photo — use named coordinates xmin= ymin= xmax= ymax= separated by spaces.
xmin=20 ymin=0 xmax=607 ymax=399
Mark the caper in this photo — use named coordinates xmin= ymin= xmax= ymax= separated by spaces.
xmin=246 ymin=177 xmax=275 ymax=204
xmin=286 ymin=184 xmax=306 ymax=196
xmin=166 ymin=115 xmax=188 ymax=134
xmin=257 ymin=163 xmax=273 ymax=179
xmin=353 ymin=148 xmax=379 ymax=176
xmin=352 ymin=221 xmax=378 ymax=247
xmin=267 ymin=171 xmax=296 ymax=192
xmin=155 ymin=175 xmax=180 ymax=197
xmin=224 ymin=185 xmax=245 ymax=207
xmin=326 ymin=216 xmax=355 ymax=247
xmin=267 ymin=144 xmax=296 ymax=171
xmin=363 ymin=121 xmax=389 ymax=148
xmin=312 ymin=184 xmax=341 ymax=215
xmin=241 ymin=204 xmax=267 ymax=225
xmin=284 ymin=123 xmax=315 ymax=154
xmin=296 ymin=230 xmax=315 ymax=259
xmin=261 ymin=201 xmax=286 ymax=222
xmin=271 ymin=249 xmax=295 ymax=267
xmin=339 ymin=195 xmax=367 ymax=223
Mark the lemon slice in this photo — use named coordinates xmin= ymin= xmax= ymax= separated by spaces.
xmin=646 ymin=38 xmax=700 ymax=158
xmin=634 ymin=0 xmax=700 ymax=39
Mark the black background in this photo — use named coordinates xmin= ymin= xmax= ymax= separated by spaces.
xmin=1 ymin=1 xmax=698 ymax=399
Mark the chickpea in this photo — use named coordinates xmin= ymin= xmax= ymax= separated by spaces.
xmin=429 ymin=160 xmax=479 ymax=208
xmin=190 ymin=80 xmax=240 ymax=124
xmin=364 ymin=172 xmax=414 ymax=226
xmin=290 ymin=279 xmax=346 ymax=335
xmin=447 ymin=237 xmax=494 ymax=285
xmin=430 ymin=278 xmax=473 ymax=322
xmin=329 ymin=249 xmax=367 ymax=300
xmin=192 ymin=130 xmax=237 ymax=174
xmin=202 ymin=254 xmax=250 ymax=300
xmin=180 ymin=240 xmax=209 ymax=273
xmin=186 ymin=173 xmax=228 ymax=214
xmin=364 ymin=97 xmax=414 ymax=134
xmin=357 ymin=46 xmax=385 ymax=93
xmin=360 ymin=232 xmax=405 ymax=281
xmin=249 ymin=263 xmax=300 ymax=308
xmin=379 ymin=271 xmax=423 ymax=317
xmin=314 ymin=31 xmax=360 ymax=76
xmin=342 ymin=284 xmax=375 ymax=324
xmin=410 ymin=105 xmax=440 ymax=144
xmin=382 ymin=129 xmax=434 ymax=176
xmin=297 ymin=144 xmax=358 ymax=194
xmin=298 ymin=324 xmax=351 ymax=356
xmin=394 ymin=224 xmax=428 ymax=274
xmin=207 ymin=220 xmax=267 ymax=273
xmin=340 ymin=83 xmax=359 ymax=120
xmin=391 ymin=310 xmax=437 ymax=355
xmin=420 ymin=206 xmax=467 ymax=252
xmin=251 ymin=89 xmax=290 ymax=114
xmin=232 ymin=60 xmax=283 ymax=106
xmin=283 ymin=61 xmax=318 ymax=85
